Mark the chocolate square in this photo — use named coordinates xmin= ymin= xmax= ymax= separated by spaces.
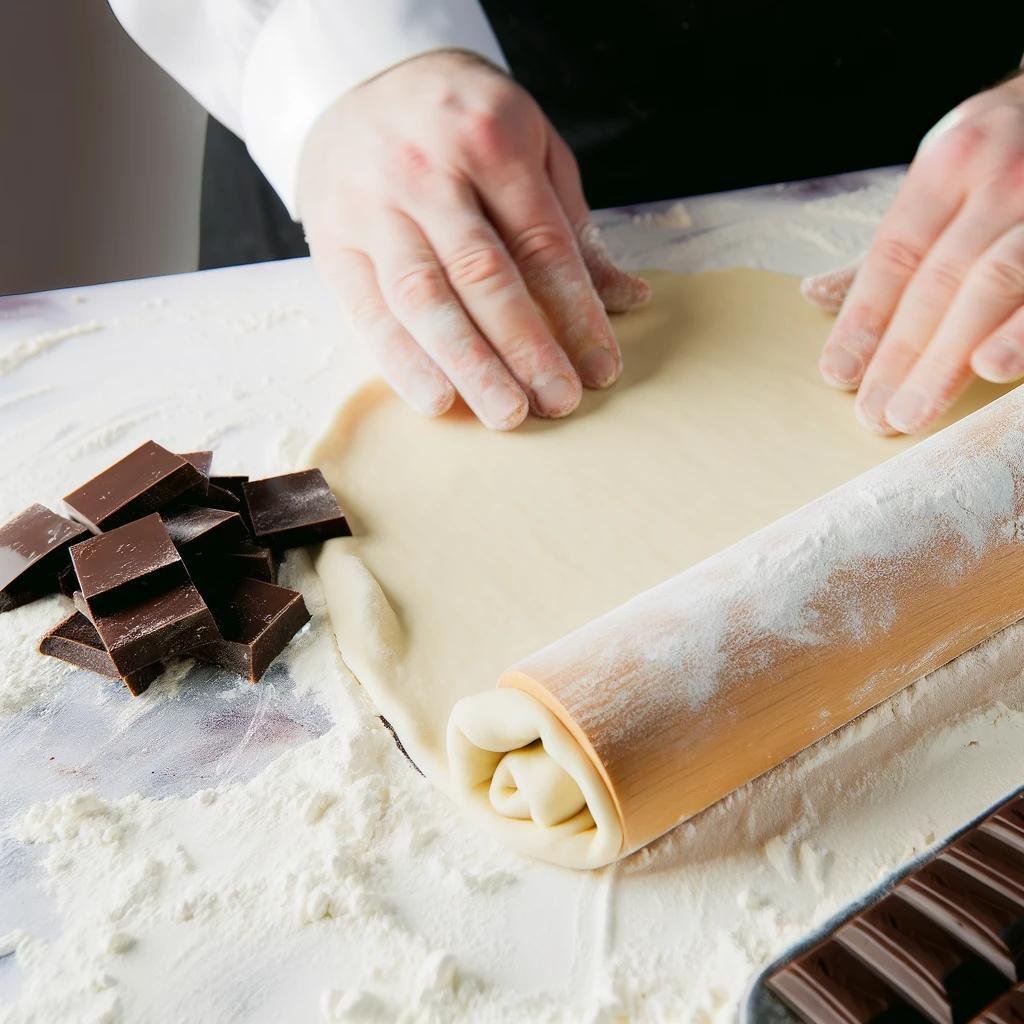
xmin=0 ymin=504 xmax=91 ymax=612
xmin=192 ymin=578 xmax=309 ymax=682
xmin=70 ymin=513 xmax=186 ymax=614
xmin=162 ymin=507 xmax=247 ymax=557
xmin=74 ymin=582 xmax=217 ymax=676
xmin=64 ymin=440 xmax=204 ymax=532
xmin=244 ymin=469 xmax=350 ymax=550
xmin=39 ymin=611 xmax=161 ymax=695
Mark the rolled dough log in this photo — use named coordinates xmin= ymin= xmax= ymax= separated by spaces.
xmin=309 ymin=269 xmax=1007 ymax=868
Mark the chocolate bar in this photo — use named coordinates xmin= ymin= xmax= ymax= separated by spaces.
xmin=162 ymin=506 xmax=247 ymax=557
xmin=74 ymin=583 xmax=217 ymax=676
xmin=748 ymin=790 xmax=1024 ymax=1024
xmin=70 ymin=513 xmax=186 ymax=613
xmin=191 ymin=577 xmax=309 ymax=682
xmin=0 ymin=504 xmax=90 ymax=612
xmin=64 ymin=441 xmax=204 ymax=532
xmin=39 ymin=611 xmax=161 ymax=695
xmin=244 ymin=469 xmax=350 ymax=550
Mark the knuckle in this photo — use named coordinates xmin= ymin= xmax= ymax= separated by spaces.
xmin=393 ymin=142 xmax=433 ymax=181
xmin=874 ymin=236 xmax=926 ymax=277
xmin=977 ymin=255 xmax=1024 ymax=300
xmin=508 ymin=224 xmax=575 ymax=270
xmin=922 ymin=257 xmax=966 ymax=299
xmin=390 ymin=264 xmax=449 ymax=309
xmin=444 ymin=243 xmax=509 ymax=290
xmin=459 ymin=109 xmax=508 ymax=158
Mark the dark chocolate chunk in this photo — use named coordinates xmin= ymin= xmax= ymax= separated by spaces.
xmin=974 ymin=983 xmax=1024 ymax=1024
xmin=178 ymin=451 xmax=213 ymax=479
xmin=209 ymin=476 xmax=250 ymax=524
xmin=162 ymin=507 xmax=247 ymax=557
xmin=835 ymin=893 xmax=1005 ymax=1022
xmin=941 ymin=832 xmax=1024 ymax=913
xmin=244 ymin=469 xmax=350 ymax=550
xmin=57 ymin=563 xmax=78 ymax=598
xmin=39 ymin=611 xmax=161 ymax=695
xmin=765 ymin=939 xmax=919 ymax=1024
xmin=70 ymin=514 xmax=186 ymax=614
xmin=199 ymin=483 xmax=243 ymax=513
xmin=896 ymin=860 xmax=1024 ymax=981
xmin=984 ymin=799 xmax=1024 ymax=859
xmin=63 ymin=440 xmax=203 ymax=532
xmin=190 ymin=544 xmax=277 ymax=588
xmin=191 ymin=578 xmax=309 ymax=682
xmin=74 ymin=583 xmax=217 ymax=676
xmin=0 ymin=504 xmax=90 ymax=612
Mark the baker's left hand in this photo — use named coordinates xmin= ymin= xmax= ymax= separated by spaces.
xmin=804 ymin=74 xmax=1024 ymax=435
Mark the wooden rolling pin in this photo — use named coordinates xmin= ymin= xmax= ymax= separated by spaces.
xmin=451 ymin=384 xmax=1024 ymax=867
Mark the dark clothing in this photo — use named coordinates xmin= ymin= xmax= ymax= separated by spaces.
xmin=199 ymin=4 xmax=1024 ymax=269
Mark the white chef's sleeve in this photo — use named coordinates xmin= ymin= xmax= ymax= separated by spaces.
xmin=108 ymin=0 xmax=508 ymax=218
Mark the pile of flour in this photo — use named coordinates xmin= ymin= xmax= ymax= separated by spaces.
xmin=4 ymin=170 xmax=1024 ymax=1023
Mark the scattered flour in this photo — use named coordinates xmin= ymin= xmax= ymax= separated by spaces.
xmin=0 ymin=597 xmax=73 ymax=716
xmin=0 ymin=322 xmax=103 ymax=377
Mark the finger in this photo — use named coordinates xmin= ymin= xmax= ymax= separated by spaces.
xmin=819 ymin=137 xmax=969 ymax=391
xmin=370 ymin=212 xmax=528 ymax=431
xmin=854 ymin=186 xmax=1024 ymax=432
xmin=316 ymin=246 xmax=455 ymax=416
xmin=404 ymin=184 xmax=582 ymax=419
xmin=972 ymin=304 xmax=1024 ymax=383
xmin=800 ymin=262 xmax=859 ymax=314
xmin=547 ymin=130 xmax=651 ymax=313
xmin=475 ymin=155 xmax=623 ymax=390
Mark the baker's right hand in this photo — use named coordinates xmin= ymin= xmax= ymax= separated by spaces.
xmin=297 ymin=50 xmax=650 ymax=430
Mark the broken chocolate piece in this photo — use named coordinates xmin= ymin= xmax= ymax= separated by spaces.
xmin=244 ymin=469 xmax=350 ymax=550
xmin=63 ymin=440 xmax=203 ymax=532
xmin=178 ymin=451 xmax=213 ymax=478
xmin=70 ymin=513 xmax=186 ymax=614
xmin=162 ymin=506 xmax=247 ymax=558
xmin=74 ymin=582 xmax=217 ymax=676
xmin=191 ymin=578 xmax=309 ymax=682
xmin=39 ymin=611 xmax=161 ymax=695
xmin=766 ymin=940 xmax=917 ymax=1024
xmin=0 ymin=504 xmax=90 ymax=612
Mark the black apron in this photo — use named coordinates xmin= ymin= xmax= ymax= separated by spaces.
xmin=199 ymin=2 xmax=1024 ymax=269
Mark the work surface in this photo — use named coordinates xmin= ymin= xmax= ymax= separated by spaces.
xmin=3 ymin=168 xmax=1024 ymax=1023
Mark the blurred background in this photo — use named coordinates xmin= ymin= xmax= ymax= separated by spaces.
xmin=0 ymin=1 xmax=205 ymax=295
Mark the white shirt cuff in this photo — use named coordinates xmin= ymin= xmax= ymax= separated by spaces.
xmin=242 ymin=0 xmax=508 ymax=219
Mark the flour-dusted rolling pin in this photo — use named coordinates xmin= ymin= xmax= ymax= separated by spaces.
xmin=448 ymin=384 xmax=1024 ymax=869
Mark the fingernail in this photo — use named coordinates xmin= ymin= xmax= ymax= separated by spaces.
xmin=885 ymin=388 xmax=931 ymax=433
xmin=481 ymin=386 xmax=526 ymax=430
xmin=976 ymin=337 xmax=1024 ymax=382
xmin=532 ymin=374 xmax=581 ymax=418
xmin=855 ymin=385 xmax=895 ymax=434
xmin=820 ymin=346 xmax=864 ymax=388
xmin=579 ymin=348 xmax=620 ymax=389
xmin=407 ymin=376 xmax=454 ymax=417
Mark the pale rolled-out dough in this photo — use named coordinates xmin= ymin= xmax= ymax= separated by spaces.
xmin=309 ymin=268 xmax=1005 ymax=867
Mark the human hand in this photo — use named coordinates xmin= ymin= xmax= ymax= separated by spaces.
xmin=298 ymin=50 xmax=650 ymax=430
xmin=804 ymin=75 xmax=1024 ymax=434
